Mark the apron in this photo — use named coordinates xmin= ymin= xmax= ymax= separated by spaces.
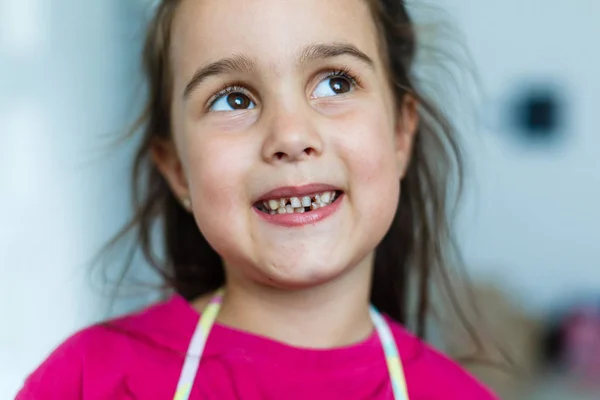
xmin=173 ymin=290 xmax=410 ymax=400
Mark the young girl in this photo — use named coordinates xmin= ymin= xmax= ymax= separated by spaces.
xmin=18 ymin=0 xmax=497 ymax=398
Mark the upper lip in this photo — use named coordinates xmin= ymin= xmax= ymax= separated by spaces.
xmin=255 ymin=183 xmax=342 ymax=203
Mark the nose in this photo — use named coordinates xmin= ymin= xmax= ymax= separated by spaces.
xmin=261 ymin=103 xmax=323 ymax=164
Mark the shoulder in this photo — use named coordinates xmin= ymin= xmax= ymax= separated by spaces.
xmin=16 ymin=295 xmax=194 ymax=399
xmin=387 ymin=319 xmax=499 ymax=399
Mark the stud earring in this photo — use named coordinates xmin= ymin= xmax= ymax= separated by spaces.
xmin=181 ymin=197 xmax=192 ymax=211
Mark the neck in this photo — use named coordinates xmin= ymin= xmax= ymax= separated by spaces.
xmin=211 ymin=255 xmax=374 ymax=349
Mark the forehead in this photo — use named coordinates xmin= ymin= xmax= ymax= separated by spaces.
xmin=170 ymin=0 xmax=380 ymax=78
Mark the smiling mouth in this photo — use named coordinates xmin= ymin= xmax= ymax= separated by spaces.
xmin=254 ymin=190 xmax=343 ymax=215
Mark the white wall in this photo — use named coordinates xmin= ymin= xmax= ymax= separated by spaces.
xmin=429 ymin=0 xmax=600 ymax=312
xmin=0 ymin=1 xmax=150 ymax=397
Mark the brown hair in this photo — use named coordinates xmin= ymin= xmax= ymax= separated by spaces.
xmin=106 ymin=0 xmax=467 ymax=340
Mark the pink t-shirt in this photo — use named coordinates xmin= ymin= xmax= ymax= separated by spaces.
xmin=17 ymin=295 xmax=496 ymax=399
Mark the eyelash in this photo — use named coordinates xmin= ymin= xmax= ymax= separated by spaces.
xmin=206 ymin=83 xmax=250 ymax=109
xmin=324 ymin=67 xmax=361 ymax=88
xmin=205 ymin=68 xmax=362 ymax=110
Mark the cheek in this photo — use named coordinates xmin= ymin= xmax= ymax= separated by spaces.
xmin=335 ymin=105 xmax=400 ymax=223
xmin=183 ymin=135 xmax=252 ymax=250
xmin=337 ymin=107 xmax=399 ymax=189
xmin=189 ymin=139 xmax=238 ymax=204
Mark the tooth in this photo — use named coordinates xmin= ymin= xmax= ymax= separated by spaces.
xmin=294 ymin=207 xmax=305 ymax=214
xmin=318 ymin=201 xmax=325 ymax=208
xmin=277 ymin=207 xmax=286 ymax=214
xmin=311 ymin=202 xmax=319 ymax=210
xmin=290 ymin=197 xmax=301 ymax=208
xmin=270 ymin=211 xmax=276 ymax=215
xmin=280 ymin=198 xmax=287 ymax=208
xmin=315 ymin=194 xmax=321 ymax=203
xmin=285 ymin=205 xmax=294 ymax=214
xmin=331 ymin=191 xmax=337 ymax=201
xmin=268 ymin=199 xmax=279 ymax=210
xmin=320 ymin=191 xmax=331 ymax=204
xmin=301 ymin=196 xmax=311 ymax=207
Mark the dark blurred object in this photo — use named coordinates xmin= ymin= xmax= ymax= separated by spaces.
xmin=542 ymin=302 xmax=600 ymax=388
xmin=542 ymin=319 xmax=564 ymax=365
xmin=510 ymin=84 xmax=565 ymax=143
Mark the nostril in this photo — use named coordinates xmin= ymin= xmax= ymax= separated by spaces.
xmin=270 ymin=146 xmax=316 ymax=162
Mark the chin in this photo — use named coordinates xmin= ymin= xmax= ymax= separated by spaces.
xmin=257 ymin=255 xmax=351 ymax=289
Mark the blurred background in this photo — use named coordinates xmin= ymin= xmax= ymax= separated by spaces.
xmin=1 ymin=0 xmax=598 ymax=398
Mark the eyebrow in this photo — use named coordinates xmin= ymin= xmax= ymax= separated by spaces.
xmin=297 ymin=43 xmax=374 ymax=70
xmin=183 ymin=43 xmax=375 ymax=100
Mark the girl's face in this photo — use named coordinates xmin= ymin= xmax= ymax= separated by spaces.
xmin=156 ymin=0 xmax=417 ymax=288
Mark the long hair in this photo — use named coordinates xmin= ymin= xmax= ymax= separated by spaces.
xmin=105 ymin=0 xmax=467 ymax=341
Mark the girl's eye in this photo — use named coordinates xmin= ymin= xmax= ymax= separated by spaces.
xmin=209 ymin=91 xmax=255 ymax=112
xmin=312 ymin=74 xmax=354 ymax=99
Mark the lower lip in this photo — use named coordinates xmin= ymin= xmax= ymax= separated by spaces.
xmin=254 ymin=194 xmax=344 ymax=227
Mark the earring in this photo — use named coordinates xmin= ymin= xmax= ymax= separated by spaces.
xmin=181 ymin=197 xmax=192 ymax=211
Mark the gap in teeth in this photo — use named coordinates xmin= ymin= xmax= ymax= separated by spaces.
xmin=262 ymin=191 xmax=338 ymax=214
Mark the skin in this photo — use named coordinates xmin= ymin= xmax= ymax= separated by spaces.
xmin=153 ymin=0 xmax=418 ymax=347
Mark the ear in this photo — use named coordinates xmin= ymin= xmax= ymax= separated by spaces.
xmin=395 ymin=94 xmax=419 ymax=179
xmin=151 ymin=138 xmax=190 ymax=203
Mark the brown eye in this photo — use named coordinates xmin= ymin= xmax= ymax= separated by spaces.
xmin=227 ymin=93 xmax=252 ymax=110
xmin=312 ymin=74 xmax=355 ymax=99
xmin=209 ymin=87 xmax=256 ymax=112
xmin=329 ymin=77 xmax=351 ymax=94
